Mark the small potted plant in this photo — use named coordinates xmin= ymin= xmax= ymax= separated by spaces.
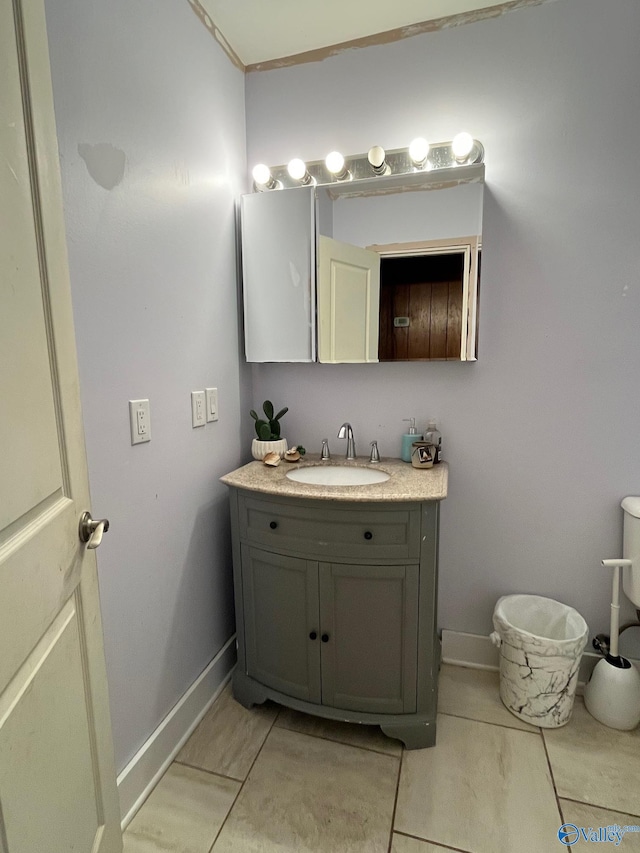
xmin=250 ymin=400 xmax=289 ymax=460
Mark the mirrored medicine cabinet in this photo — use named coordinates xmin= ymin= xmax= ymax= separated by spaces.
xmin=240 ymin=164 xmax=484 ymax=363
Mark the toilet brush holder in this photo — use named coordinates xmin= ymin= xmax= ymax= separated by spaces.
xmin=584 ymin=657 xmax=640 ymax=730
xmin=584 ymin=559 xmax=640 ymax=730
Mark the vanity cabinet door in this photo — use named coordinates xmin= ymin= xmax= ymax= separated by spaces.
xmin=241 ymin=545 xmax=321 ymax=703
xmin=318 ymin=563 xmax=419 ymax=714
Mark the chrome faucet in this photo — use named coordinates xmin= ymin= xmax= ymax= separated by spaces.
xmin=337 ymin=422 xmax=356 ymax=460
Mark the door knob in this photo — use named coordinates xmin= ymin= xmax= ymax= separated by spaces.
xmin=79 ymin=511 xmax=110 ymax=550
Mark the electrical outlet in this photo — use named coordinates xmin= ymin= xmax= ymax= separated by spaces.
xmin=205 ymin=387 xmax=218 ymax=422
xmin=191 ymin=391 xmax=206 ymax=427
xmin=129 ymin=399 xmax=151 ymax=445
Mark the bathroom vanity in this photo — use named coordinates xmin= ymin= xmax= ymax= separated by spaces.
xmin=221 ymin=456 xmax=447 ymax=748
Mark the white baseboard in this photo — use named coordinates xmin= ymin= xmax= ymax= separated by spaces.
xmin=117 ymin=635 xmax=237 ymax=829
xmin=441 ymin=629 xmax=500 ymax=671
xmin=440 ymin=629 xmax=639 ymax=685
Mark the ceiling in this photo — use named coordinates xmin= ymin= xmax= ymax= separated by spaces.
xmin=198 ymin=0 xmax=521 ymax=68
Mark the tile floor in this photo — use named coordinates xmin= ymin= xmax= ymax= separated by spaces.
xmin=123 ymin=665 xmax=640 ymax=853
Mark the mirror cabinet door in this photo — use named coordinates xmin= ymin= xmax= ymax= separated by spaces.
xmin=241 ymin=187 xmax=316 ymax=362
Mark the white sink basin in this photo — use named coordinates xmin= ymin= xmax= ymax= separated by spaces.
xmin=286 ymin=465 xmax=390 ymax=486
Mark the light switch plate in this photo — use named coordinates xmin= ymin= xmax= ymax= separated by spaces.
xmin=191 ymin=391 xmax=206 ymax=427
xmin=205 ymin=387 xmax=218 ymax=422
xmin=129 ymin=399 xmax=151 ymax=445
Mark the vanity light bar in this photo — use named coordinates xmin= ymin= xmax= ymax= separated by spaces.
xmin=252 ymin=137 xmax=484 ymax=191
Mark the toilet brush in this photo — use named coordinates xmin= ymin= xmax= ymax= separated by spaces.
xmin=584 ymin=559 xmax=640 ymax=730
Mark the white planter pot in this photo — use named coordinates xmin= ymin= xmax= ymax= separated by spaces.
xmin=251 ymin=438 xmax=288 ymax=460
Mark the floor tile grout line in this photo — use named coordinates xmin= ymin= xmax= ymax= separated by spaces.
xmin=386 ymin=746 xmax=404 ymax=853
xmin=558 ymin=795 xmax=640 ymax=821
xmin=173 ymin=758 xmax=245 ymax=785
xmin=540 ymin=728 xmax=565 ymax=829
xmin=393 ymin=828 xmax=475 ymax=852
xmin=206 ymin=774 xmax=245 ymax=853
xmin=206 ymin=705 xmax=281 ymax=853
xmin=438 ymin=708 xmax=541 ymax=734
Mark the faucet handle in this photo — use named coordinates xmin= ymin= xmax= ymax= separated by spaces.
xmin=369 ymin=441 xmax=380 ymax=463
xmin=320 ymin=438 xmax=331 ymax=460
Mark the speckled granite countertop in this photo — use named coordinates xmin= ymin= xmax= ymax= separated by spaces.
xmin=220 ymin=454 xmax=448 ymax=503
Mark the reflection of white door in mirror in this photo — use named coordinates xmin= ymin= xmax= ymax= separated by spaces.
xmin=318 ymin=237 xmax=380 ymax=364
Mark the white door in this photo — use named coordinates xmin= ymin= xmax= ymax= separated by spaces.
xmin=318 ymin=236 xmax=380 ymax=363
xmin=0 ymin=1 xmax=122 ymax=851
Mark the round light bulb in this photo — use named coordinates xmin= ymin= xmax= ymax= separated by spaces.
xmin=325 ymin=151 xmax=345 ymax=175
xmin=252 ymin=163 xmax=272 ymax=185
xmin=367 ymin=146 xmax=386 ymax=169
xmin=287 ymin=158 xmax=307 ymax=181
xmin=452 ymin=132 xmax=474 ymax=161
xmin=409 ymin=137 xmax=429 ymax=164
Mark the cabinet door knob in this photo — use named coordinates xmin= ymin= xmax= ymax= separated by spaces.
xmin=269 ymin=521 xmax=278 ymax=529
xmin=364 ymin=530 xmax=373 ymax=540
xmin=309 ymin=631 xmax=317 ymax=640
xmin=321 ymin=633 xmax=329 ymax=643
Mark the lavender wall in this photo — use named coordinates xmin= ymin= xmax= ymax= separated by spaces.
xmin=45 ymin=0 xmax=246 ymax=771
xmin=245 ymin=0 xmax=640 ymax=635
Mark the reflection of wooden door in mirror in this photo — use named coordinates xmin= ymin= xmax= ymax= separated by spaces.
xmin=379 ymin=253 xmax=466 ymax=361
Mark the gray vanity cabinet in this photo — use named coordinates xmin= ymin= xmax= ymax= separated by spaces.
xmin=228 ymin=488 xmax=440 ymax=749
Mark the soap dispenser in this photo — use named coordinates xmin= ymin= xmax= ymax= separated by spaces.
xmin=401 ymin=418 xmax=420 ymax=462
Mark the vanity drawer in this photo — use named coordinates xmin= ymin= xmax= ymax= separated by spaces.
xmin=238 ymin=494 xmax=421 ymax=560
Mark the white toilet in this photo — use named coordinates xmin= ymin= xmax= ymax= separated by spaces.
xmin=621 ymin=496 xmax=640 ymax=612
xmin=584 ymin=496 xmax=640 ymax=730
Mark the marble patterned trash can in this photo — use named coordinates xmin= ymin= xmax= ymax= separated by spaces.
xmin=490 ymin=594 xmax=589 ymax=728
